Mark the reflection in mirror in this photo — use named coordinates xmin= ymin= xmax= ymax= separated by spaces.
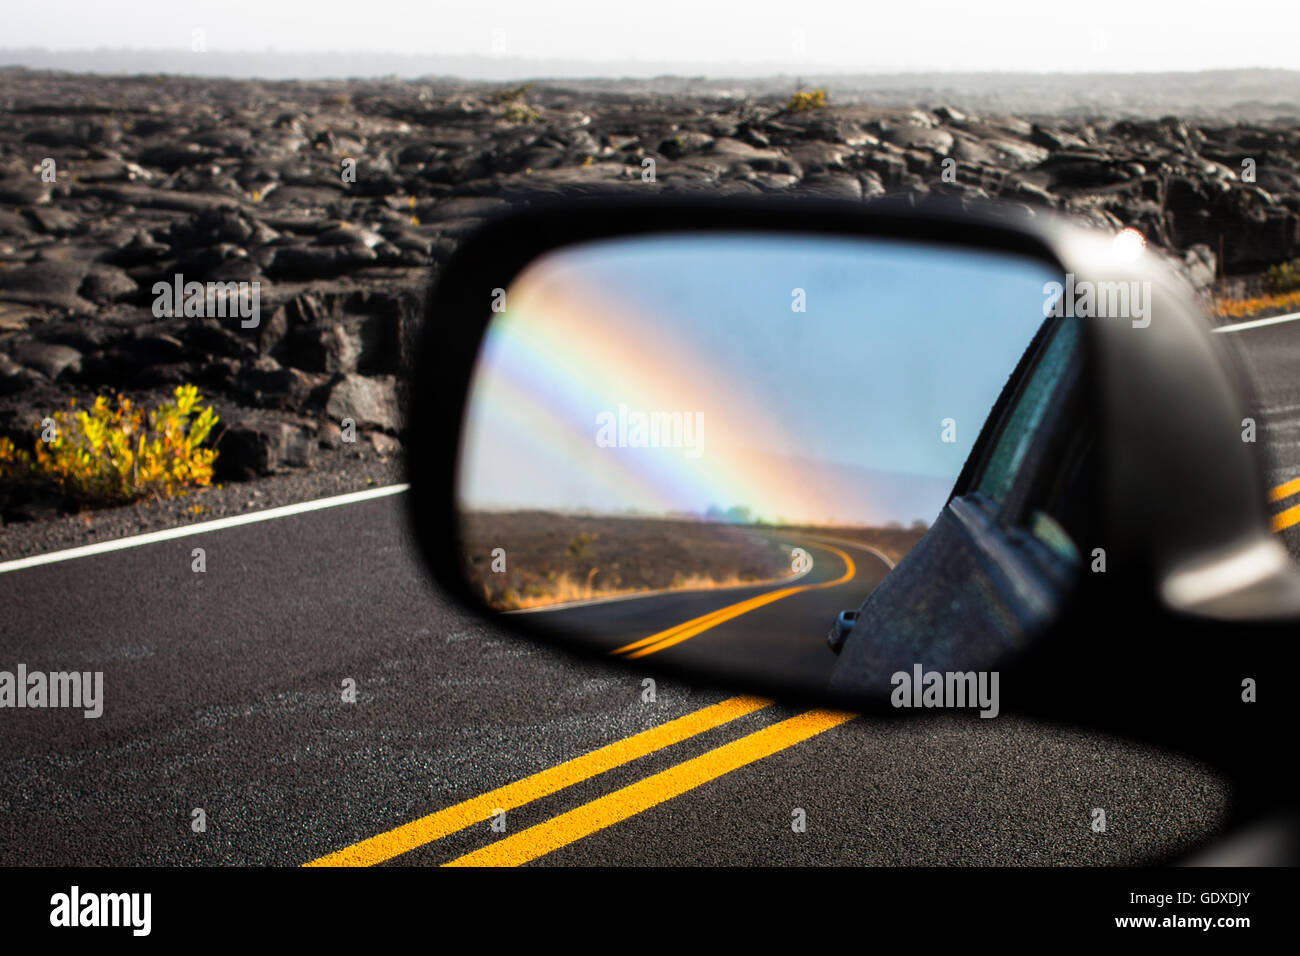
xmin=456 ymin=232 xmax=1085 ymax=702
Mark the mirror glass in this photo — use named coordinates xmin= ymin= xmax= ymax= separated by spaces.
xmin=455 ymin=232 xmax=1085 ymax=703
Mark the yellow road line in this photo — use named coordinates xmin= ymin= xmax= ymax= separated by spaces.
xmin=1269 ymin=478 xmax=1300 ymax=531
xmin=1273 ymin=503 xmax=1300 ymax=532
xmin=1269 ymin=477 xmax=1300 ymax=504
xmin=792 ymin=544 xmax=857 ymax=590
xmin=615 ymin=587 xmax=804 ymax=659
xmin=612 ymin=544 xmax=857 ymax=660
xmin=444 ymin=708 xmax=857 ymax=867
xmin=303 ymin=695 xmax=769 ymax=867
xmin=609 ymin=597 xmax=776 ymax=657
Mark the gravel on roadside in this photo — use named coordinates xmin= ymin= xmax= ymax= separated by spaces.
xmin=0 ymin=449 xmax=406 ymax=563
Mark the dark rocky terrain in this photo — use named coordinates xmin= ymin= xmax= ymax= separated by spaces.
xmin=461 ymin=511 xmax=795 ymax=609
xmin=2 ymin=69 xmax=1298 ymax=528
xmin=7 ymin=56 xmax=1300 ymax=120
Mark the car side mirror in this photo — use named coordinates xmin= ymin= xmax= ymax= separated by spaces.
xmin=406 ymin=193 xmax=1300 ymax=774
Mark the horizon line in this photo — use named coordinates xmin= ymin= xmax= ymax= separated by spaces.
xmin=1 ymin=51 xmax=1296 ymax=81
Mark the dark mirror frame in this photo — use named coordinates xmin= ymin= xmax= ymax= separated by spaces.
xmin=407 ymin=192 xmax=1300 ymax=837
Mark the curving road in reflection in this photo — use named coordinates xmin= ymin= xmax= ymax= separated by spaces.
xmin=512 ymin=538 xmax=894 ymax=690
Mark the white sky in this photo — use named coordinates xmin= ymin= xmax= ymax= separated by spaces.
xmin=4 ymin=0 xmax=1297 ymax=73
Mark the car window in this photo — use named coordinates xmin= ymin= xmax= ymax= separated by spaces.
xmin=974 ymin=316 xmax=1083 ymax=507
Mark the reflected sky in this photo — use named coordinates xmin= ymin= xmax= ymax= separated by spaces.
xmin=459 ymin=233 xmax=1059 ymax=526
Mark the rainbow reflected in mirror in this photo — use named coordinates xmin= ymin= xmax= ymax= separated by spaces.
xmin=460 ymin=233 xmax=1057 ymax=527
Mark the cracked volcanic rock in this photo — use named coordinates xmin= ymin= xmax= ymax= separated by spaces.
xmin=1 ymin=69 xmax=1298 ymax=521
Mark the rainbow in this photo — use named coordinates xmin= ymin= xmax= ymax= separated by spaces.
xmin=458 ymin=263 xmax=890 ymax=525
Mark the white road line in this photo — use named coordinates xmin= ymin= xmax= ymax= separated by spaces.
xmin=1212 ymin=311 xmax=1300 ymax=334
xmin=0 ymin=483 xmax=409 ymax=576
xmin=799 ymin=533 xmax=897 ymax=570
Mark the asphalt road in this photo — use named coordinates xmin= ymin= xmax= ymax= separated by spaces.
xmin=0 ymin=493 xmax=1231 ymax=866
xmin=6 ymin=314 xmax=1300 ymax=868
xmin=1218 ymin=312 xmax=1300 ymax=555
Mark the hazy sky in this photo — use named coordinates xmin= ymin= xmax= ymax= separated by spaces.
xmin=5 ymin=0 xmax=1297 ymax=73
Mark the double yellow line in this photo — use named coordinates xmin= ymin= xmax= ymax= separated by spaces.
xmin=305 ymin=541 xmax=866 ymax=867
xmin=446 ymin=708 xmax=854 ymax=866
xmin=305 ymin=696 xmax=768 ymax=867
xmin=1270 ymin=477 xmax=1300 ymax=531
xmin=311 ymin=501 xmax=1300 ymax=867
xmin=610 ymin=543 xmax=857 ymax=660
xmin=305 ymin=696 xmax=853 ymax=867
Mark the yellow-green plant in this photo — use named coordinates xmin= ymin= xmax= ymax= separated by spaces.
xmin=1265 ymin=259 xmax=1300 ymax=293
xmin=787 ymin=88 xmax=828 ymax=112
xmin=0 ymin=384 xmax=219 ymax=503
xmin=491 ymin=84 xmax=542 ymax=124
xmin=1213 ymin=289 xmax=1300 ymax=320
xmin=490 ymin=83 xmax=534 ymax=104
xmin=565 ymin=531 xmax=597 ymax=559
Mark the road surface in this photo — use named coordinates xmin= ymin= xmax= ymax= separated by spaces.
xmin=3 ymin=313 xmax=1297 ymax=867
xmin=513 ymin=539 xmax=887 ymax=692
xmin=1217 ymin=311 xmax=1300 ymax=554
xmin=0 ymin=494 xmax=1232 ymax=866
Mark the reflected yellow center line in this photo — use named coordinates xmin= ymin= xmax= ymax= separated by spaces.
xmin=444 ymin=708 xmax=857 ymax=867
xmin=303 ymin=695 xmax=769 ymax=867
xmin=612 ymin=543 xmax=857 ymax=660
xmin=614 ymin=586 xmax=805 ymax=659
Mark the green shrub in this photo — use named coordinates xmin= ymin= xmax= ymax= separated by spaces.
xmin=1265 ymin=259 xmax=1300 ymax=293
xmin=492 ymin=84 xmax=541 ymax=124
xmin=0 ymin=385 xmax=219 ymax=504
xmin=787 ymin=88 xmax=828 ymax=112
